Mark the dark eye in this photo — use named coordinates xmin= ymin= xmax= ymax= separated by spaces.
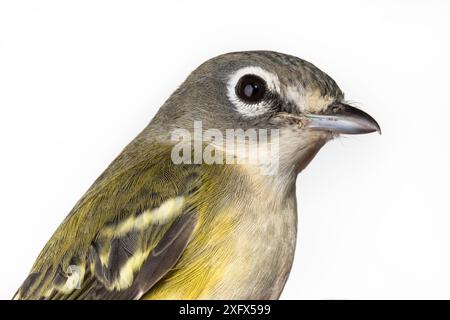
xmin=235 ymin=74 xmax=267 ymax=103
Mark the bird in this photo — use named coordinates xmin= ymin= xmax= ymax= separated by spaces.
xmin=14 ymin=51 xmax=380 ymax=300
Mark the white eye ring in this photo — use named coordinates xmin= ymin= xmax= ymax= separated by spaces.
xmin=227 ymin=66 xmax=281 ymax=117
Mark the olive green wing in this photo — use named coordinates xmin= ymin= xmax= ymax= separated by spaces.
xmin=14 ymin=155 xmax=201 ymax=300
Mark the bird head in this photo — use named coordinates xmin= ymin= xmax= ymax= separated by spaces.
xmin=150 ymin=51 xmax=380 ymax=177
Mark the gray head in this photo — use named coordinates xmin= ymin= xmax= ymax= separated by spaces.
xmin=148 ymin=51 xmax=380 ymax=176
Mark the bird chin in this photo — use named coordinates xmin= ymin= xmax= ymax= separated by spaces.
xmin=274 ymin=126 xmax=331 ymax=174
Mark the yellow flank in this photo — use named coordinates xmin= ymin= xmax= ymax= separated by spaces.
xmin=142 ymin=204 xmax=237 ymax=299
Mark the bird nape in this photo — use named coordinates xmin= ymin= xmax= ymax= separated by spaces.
xmin=14 ymin=51 xmax=380 ymax=300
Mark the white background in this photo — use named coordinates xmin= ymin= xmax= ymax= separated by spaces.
xmin=1 ymin=0 xmax=449 ymax=299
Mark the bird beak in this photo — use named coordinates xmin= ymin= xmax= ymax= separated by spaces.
xmin=305 ymin=103 xmax=381 ymax=135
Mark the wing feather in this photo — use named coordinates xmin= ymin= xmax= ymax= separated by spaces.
xmin=14 ymin=155 xmax=200 ymax=300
